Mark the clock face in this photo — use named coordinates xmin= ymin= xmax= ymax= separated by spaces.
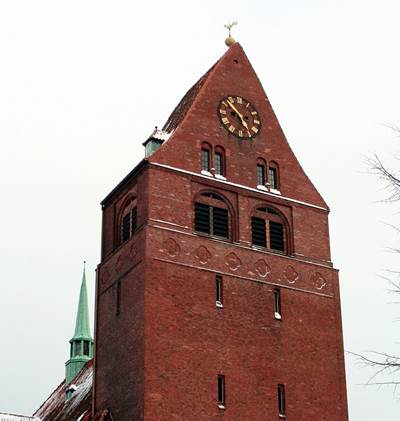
xmin=218 ymin=95 xmax=261 ymax=139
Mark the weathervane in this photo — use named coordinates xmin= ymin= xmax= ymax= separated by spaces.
xmin=224 ymin=21 xmax=238 ymax=47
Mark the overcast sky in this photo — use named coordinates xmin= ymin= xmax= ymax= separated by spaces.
xmin=1 ymin=1 xmax=400 ymax=419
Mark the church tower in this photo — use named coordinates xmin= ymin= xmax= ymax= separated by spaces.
xmin=65 ymin=265 xmax=94 ymax=393
xmin=93 ymin=42 xmax=348 ymax=420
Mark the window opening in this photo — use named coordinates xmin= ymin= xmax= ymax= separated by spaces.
xmin=218 ymin=375 xmax=225 ymax=408
xmin=201 ymin=148 xmax=211 ymax=172
xmin=269 ymin=221 xmax=284 ymax=252
xmin=120 ymin=202 xmax=137 ymax=245
xmin=216 ymin=275 xmax=223 ymax=308
xmin=251 ymin=207 xmax=287 ymax=254
xmin=83 ymin=341 xmax=90 ymax=356
xmin=257 ymin=163 xmax=266 ymax=186
xmin=274 ymin=288 xmax=282 ymax=320
xmin=194 ymin=202 xmax=228 ymax=239
xmin=215 ymin=152 xmax=223 ymax=176
xmin=251 ymin=217 xmax=266 ymax=247
xmin=75 ymin=341 xmax=81 ymax=356
xmin=278 ymin=384 xmax=286 ymax=417
xmin=269 ymin=166 xmax=278 ymax=190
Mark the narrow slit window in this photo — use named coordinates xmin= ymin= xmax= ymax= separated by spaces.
xmin=278 ymin=384 xmax=286 ymax=416
xmin=116 ymin=281 xmax=121 ymax=316
xmin=216 ymin=275 xmax=223 ymax=307
xmin=274 ymin=288 xmax=281 ymax=320
xmin=201 ymin=148 xmax=210 ymax=172
xmin=75 ymin=341 xmax=81 ymax=356
xmin=217 ymin=375 xmax=225 ymax=408
xmin=83 ymin=341 xmax=90 ymax=356
xmin=257 ymin=164 xmax=266 ymax=186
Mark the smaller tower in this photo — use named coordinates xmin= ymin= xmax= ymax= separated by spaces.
xmin=65 ymin=263 xmax=94 ymax=397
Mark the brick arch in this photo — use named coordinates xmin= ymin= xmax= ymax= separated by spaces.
xmin=116 ymin=193 xmax=137 ymax=246
xmin=194 ymin=189 xmax=237 ymax=241
xmin=250 ymin=202 xmax=293 ymax=255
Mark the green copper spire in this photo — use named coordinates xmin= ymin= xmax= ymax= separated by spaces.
xmin=65 ymin=262 xmax=94 ymax=395
xmin=72 ymin=262 xmax=92 ymax=339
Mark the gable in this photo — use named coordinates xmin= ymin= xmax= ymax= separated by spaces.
xmin=148 ymin=43 xmax=327 ymax=209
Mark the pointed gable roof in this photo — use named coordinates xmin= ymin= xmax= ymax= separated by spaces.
xmin=33 ymin=360 xmax=93 ymax=421
xmin=149 ymin=42 xmax=328 ymax=209
xmin=162 ymin=62 xmax=218 ymax=134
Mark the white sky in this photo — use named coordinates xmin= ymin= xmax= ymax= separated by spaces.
xmin=0 ymin=1 xmax=399 ymax=419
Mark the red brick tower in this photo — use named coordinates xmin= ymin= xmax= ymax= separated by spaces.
xmin=93 ymin=43 xmax=348 ymax=420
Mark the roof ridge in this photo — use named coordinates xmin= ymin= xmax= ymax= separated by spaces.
xmin=161 ymin=46 xmax=236 ymax=134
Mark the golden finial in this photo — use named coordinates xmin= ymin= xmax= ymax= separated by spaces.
xmin=224 ymin=21 xmax=238 ymax=47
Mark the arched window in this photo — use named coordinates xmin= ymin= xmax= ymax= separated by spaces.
xmin=194 ymin=192 xmax=231 ymax=240
xmin=214 ymin=146 xmax=226 ymax=177
xmin=201 ymin=142 xmax=212 ymax=173
xmin=268 ymin=161 xmax=279 ymax=191
xmin=119 ymin=196 xmax=137 ymax=245
xmin=251 ymin=205 xmax=288 ymax=254
xmin=256 ymin=158 xmax=267 ymax=187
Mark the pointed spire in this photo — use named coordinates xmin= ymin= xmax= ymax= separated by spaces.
xmin=72 ymin=261 xmax=92 ymax=340
xmin=65 ymin=262 xmax=94 ymax=391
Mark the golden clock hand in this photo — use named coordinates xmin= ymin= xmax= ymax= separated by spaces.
xmin=227 ymin=101 xmax=249 ymax=129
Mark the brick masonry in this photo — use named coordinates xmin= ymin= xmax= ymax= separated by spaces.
xmin=93 ymin=43 xmax=348 ymax=420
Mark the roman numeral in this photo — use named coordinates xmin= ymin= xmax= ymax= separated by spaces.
xmin=251 ymin=126 xmax=258 ymax=133
xmin=228 ymin=96 xmax=234 ymax=103
xmin=238 ymin=130 xmax=243 ymax=137
xmin=236 ymin=97 xmax=243 ymax=104
xmin=220 ymin=109 xmax=227 ymax=115
xmin=251 ymin=111 xmax=258 ymax=116
xmin=222 ymin=117 xmax=229 ymax=124
xmin=228 ymin=125 xmax=235 ymax=133
xmin=254 ymin=119 xmax=260 ymax=125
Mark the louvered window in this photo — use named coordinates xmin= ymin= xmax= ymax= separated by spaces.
xmin=122 ymin=213 xmax=131 ymax=243
xmin=252 ymin=207 xmax=287 ymax=253
xmin=252 ymin=217 xmax=266 ymax=247
xmin=195 ymin=202 xmax=211 ymax=234
xmin=195 ymin=202 xmax=229 ymax=239
xmin=213 ymin=207 xmax=228 ymax=238
xmin=270 ymin=221 xmax=284 ymax=251
xmin=121 ymin=207 xmax=137 ymax=244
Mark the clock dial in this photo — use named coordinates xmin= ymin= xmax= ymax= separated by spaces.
xmin=218 ymin=96 xmax=261 ymax=139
